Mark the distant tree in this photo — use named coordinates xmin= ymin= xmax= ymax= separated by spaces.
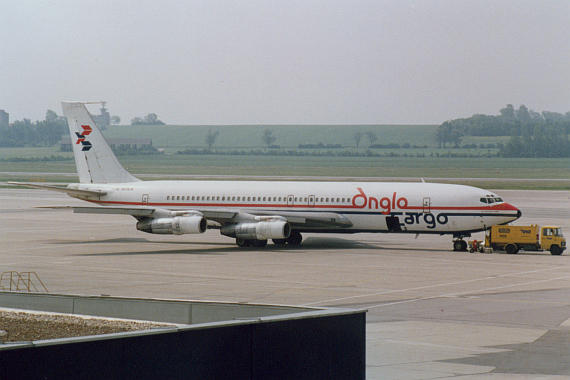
xmin=436 ymin=121 xmax=462 ymax=148
xmin=515 ymin=105 xmax=530 ymax=123
xmin=499 ymin=104 xmax=515 ymax=119
xmin=131 ymin=113 xmax=165 ymax=125
xmin=365 ymin=131 xmax=378 ymax=146
xmin=353 ymin=130 xmax=364 ymax=148
xmin=261 ymin=129 xmax=276 ymax=147
xmin=206 ymin=128 xmax=220 ymax=150
xmin=111 ymin=116 xmax=121 ymax=125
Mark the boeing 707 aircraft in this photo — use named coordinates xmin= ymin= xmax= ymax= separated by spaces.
xmin=10 ymin=102 xmax=521 ymax=250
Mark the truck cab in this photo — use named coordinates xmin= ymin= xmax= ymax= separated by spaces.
xmin=541 ymin=226 xmax=566 ymax=255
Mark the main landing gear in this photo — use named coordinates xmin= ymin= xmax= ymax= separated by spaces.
xmin=235 ymin=231 xmax=303 ymax=248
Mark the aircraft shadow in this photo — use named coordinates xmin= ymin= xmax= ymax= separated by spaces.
xmin=50 ymin=236 xmax=385 ymax=256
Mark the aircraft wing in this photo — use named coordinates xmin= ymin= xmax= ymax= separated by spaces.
xmin=67 ymin=205 xmax=352 ymax=229
xmin=247 ymin=210 xmax=353 ymax=229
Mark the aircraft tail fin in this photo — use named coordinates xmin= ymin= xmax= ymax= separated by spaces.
xmin=62 ymin=102 xmax=140 ymax=184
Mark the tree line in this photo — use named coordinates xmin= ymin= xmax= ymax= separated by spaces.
xmin=437 ymin=105 xmax=570 ymax=157
xmin=0 ymin=110 xmax=68 ymax=147
xmin=501 ymin=124 xmax=570 ymax=158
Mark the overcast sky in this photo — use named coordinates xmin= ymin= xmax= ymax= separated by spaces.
xmin=1 ymin=0 xmax=569 ymax=125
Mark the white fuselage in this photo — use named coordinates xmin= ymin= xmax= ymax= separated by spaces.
xmin=71 ymin=180 xmax=521 ymax=235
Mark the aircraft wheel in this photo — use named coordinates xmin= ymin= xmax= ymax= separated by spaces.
xmin=236 ymin=238 xmax=251 ymax=247
xmin=251 ymin=239 xmax=268 ymax=247
xmin=453 ymin=240 xmax=467 ymax=251
xmin=505 ymin=244 xmax=518 ymax=254
xmin=272 ymin=239 xmax=287 ymax=245
xmin=286 ymin=231 xmax=303 ymax=245
xmin=550 ymin=245 xmax=562 ymax=256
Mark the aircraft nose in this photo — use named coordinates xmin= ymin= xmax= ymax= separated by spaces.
xmin=505 ymin=203 xmax=522 ymax=220
xmin=501 ymin=202 xmax=521 ymax=220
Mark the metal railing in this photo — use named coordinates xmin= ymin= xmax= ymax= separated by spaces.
xmin=0 ymin=271 xmax=48 ymax=293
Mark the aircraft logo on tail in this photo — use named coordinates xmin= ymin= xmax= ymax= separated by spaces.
xmin=75 ymin=125 xmax=93 ymax=151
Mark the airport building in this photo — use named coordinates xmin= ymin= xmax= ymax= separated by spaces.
xmin=0 ymin=110 xmax=8 ymax=127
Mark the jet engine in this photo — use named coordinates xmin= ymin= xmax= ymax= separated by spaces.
xmin=137 ymin=216 xmax=207 ymax=235
xmin=221 ymin=221 xmax=291 ymax=241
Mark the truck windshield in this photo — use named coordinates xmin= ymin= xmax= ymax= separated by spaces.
xmin=553 ymin=228 xmax=564 ymax=237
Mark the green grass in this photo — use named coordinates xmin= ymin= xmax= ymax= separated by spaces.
xmin=101 ymin=124 xmax=438 ymax=149
xmin=2 ymin=154 xmax=568 ymax=190
xmin=1 ymin=124 xmax=568 ymax=190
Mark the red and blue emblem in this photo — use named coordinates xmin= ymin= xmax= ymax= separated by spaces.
xmin=75 ymin=125 xmax=93 ymax=151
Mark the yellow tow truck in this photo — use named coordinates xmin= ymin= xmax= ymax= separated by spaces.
xmin=485 ymin=225 xmax=566 ymax=255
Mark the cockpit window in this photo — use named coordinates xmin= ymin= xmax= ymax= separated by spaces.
xmin=481 ymin=196 xmax=503 ymax=204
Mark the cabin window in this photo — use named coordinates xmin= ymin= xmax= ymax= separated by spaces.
xmin=320 ymin=198 xmax=324 ymax=202
xmin=326 ymin=198 xmax=329 ymax=202
xmin=237 ymin=197 xmax=241 ymax=201
xmin=167 ymin=196 xmax=170 ymax=200
xmin=278 ymin=197 xmax=282 ymax=202
xmin=263 ymin=197 xmax=266 ymax=201
xmin=181 ymin=196 xmax=185 ymax=201
xmin=207 ymin=196 xmax=210 ymax=201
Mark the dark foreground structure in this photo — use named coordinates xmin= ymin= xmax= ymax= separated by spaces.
xmin=0 ymin=292 xmax=366 ymax=380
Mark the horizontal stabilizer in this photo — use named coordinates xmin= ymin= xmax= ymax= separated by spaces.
xmin=72 ymin=206 xmax=156 ymax=217
xmin=7 ymin=182 xmax=107 ymax=197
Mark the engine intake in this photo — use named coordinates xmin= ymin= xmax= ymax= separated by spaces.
xmin=137 ymin=216 xmax=207 ymax=235
xmin=221 ymin=221 xmax=291 ymax=240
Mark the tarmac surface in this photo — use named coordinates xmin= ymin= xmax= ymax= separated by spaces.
xmin=1 ymin=188 xmax=570 ymax=379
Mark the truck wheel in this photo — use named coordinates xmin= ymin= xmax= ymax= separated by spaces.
xmin=505 ymin=244 xmax=518 ymax=254
xmin=550 ymin=245 xmax=562 ymax=256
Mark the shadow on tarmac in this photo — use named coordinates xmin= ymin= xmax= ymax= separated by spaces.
xmin=51 ymin=236 xmax=389 ymax=256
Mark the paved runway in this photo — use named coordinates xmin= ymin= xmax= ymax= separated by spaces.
xmin=1 ymin=188 xmax=570 ymax=379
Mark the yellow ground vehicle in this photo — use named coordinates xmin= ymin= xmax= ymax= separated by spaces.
xmin=485 ymin=225 xmax=566 ymax=255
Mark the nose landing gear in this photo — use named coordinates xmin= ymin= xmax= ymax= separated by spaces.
xmin=452 ymin=233 xmax=470 ymax=251
xmin=453 ymin=239 xmax=468 ymax=251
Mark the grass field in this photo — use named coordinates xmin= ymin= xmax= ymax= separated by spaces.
xmin=1 ymin=125 xmax=568 ymax=190
xmin=1 ymin=153 xmax=569 ymax=190
xmin=101 ymin=124 xmax=438 ymax=149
